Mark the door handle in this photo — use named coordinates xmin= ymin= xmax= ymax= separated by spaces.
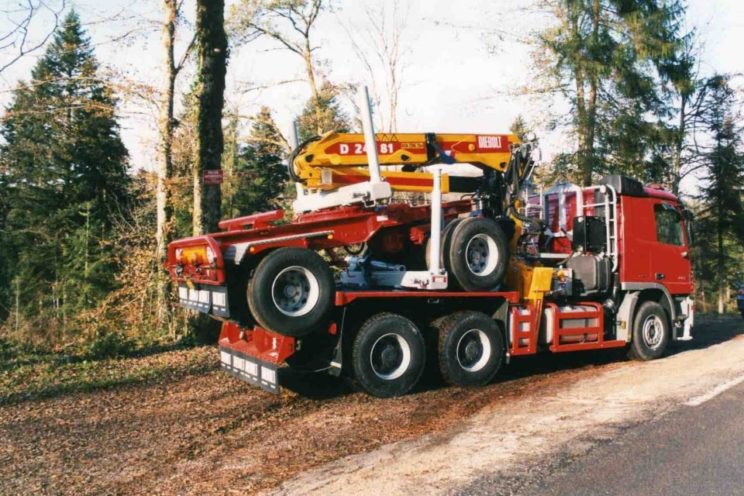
xmin=681 ymin=251 xmax=689 ymax=259
xmin=655 ymin=273 xmax=666 ymax=280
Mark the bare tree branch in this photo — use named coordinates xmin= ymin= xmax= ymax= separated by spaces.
xmin=0 ymin=0 xmax=66 ymax=74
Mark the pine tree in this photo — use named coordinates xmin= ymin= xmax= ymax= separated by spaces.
xmin=695 ymin=75 xmax=744 ymax=314
xmin=297 ymin=81 xmax=350 ymax=141
xmin=537 ymin=0 xmax=691 ymax=185
xmin=0 ymin=11 xmax=129 ymax=335
xmin=225 ymin=107 xmax=288 ymax=216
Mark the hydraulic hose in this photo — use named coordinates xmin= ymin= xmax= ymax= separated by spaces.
xmin=286 ymin=135 xmax=321 ymax=183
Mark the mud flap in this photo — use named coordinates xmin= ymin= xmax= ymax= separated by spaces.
xmin=219 ymin=346 xmax=279 ymax=394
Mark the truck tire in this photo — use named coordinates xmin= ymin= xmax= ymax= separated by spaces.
xmin=628 ymin=301 xmax=670 ymax=361
xmin=247 ymin=247 xmax=335 ymax=337
xmin=435 ymin=311 xmax=504 ymax=387
xmin=352 ymin=313 xmax=426 ymax=397
xmin=447 ymin=217 xmax=509 ymax=291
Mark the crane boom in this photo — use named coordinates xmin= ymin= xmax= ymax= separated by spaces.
xmin=290 ymin=131 xmax=519 ymax=193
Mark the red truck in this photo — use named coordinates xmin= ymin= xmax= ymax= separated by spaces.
xmin=166 ymin=91 xmax=695 ymax=397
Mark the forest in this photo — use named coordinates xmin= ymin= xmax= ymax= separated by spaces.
xmin=0 ymin=0 xmax=742 ymax=356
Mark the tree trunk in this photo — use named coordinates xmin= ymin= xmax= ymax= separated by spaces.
xmin=303 ymin=37 xmax=323 ymax=135
xmin=582 ymin=0 xmax=600 ymax=187
xmin=157 ymin=0 xmax=179 ymax=335
xmin=717 ymin=202 xmax=724 ymax=315
xmin=671 ymin=96 xmax=687 ymax=195
xmin=194 ymin=0 xmax=227 ymax=235
xmin=157 ymin=0 xmax=177 ymax=261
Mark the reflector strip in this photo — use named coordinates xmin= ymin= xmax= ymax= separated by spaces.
xmin=219 ymin=346 xmax=279 ymax=394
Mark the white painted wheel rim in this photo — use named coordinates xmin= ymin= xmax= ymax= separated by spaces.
xmin=271 ymin=266 xmax=320 ymax=317
xmin=465 ymin=233 xmax=499 ymax=276
xmin=642 ymin=315 xmax=664 ymax=349
xmin=456 ymin=329 xmax=492 ymax=372
xmin=370 ymin=333 xmax=412 ymax=381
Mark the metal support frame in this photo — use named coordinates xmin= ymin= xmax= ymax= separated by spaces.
xmin=340 ymin=166 xmax=449 ymax=290
xmin=397 ymin=166 xmax=448 ymax=289
xmin=581 ymin=184 xmax=619 ymax=271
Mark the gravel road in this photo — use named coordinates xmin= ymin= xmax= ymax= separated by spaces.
xmin=0 ymin=316 xmax=741 ymax=496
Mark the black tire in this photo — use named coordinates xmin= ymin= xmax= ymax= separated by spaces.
xmin=435 ymin=311 xmax=505 ymax=387
xmin=351 ymin=313 xmax=426 ymax=398
xmin=447 ymin=217 xmax=509 ymax=291
xmin=247 ymin=247 xmax=335 ymax=337
xmin=628 ymin=301 xmax=670 ymax=361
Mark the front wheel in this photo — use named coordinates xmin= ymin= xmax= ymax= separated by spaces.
xmin=351 ymin=313 xmax=426 ymax=397
xmin=628 ymin=301 xmax=670 ymax=361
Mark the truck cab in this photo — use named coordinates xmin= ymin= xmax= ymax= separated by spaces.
xmin=532 ymin=175 xmax=695 ymax=346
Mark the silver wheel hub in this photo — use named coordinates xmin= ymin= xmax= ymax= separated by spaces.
xmin=370 ymin=333 xmax=412 ymax=381
xmin=465 ymin=234 xmax=499 ymax=276
xmin=456 ymin=329 xmax=492 ymax=372
xmin=271 ymin=266 xmax=320 ymax=317
xmin=642 ymin=315 xmax=664 ymax=349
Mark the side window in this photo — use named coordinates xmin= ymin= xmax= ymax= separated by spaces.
xmin=654 ymin=204 xmax=684 ymax=246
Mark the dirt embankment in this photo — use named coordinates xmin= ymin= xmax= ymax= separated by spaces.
xmin=0 ymin=316 xmax=741 ymax=495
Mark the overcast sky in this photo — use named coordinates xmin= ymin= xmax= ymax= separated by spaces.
xmin=1 ymin=0 xmax=742 ymax=196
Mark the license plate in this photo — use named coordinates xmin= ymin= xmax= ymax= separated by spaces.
xmin=219 ymin=346 xmax=279 ymax=394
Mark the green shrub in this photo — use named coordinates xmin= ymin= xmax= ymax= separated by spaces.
xmin=86 ymin=333 xmax=135 ymax=359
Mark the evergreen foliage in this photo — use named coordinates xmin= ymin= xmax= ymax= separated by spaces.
xmin=223 ymin=107 xmax=288 ymax=217
xmin=538 ymin=0 xmax=692 ymax=185
xmin=0 ymin=11 xmax=130 ymax=338
xmin=693 ymin=75 xmax=744 ymax=312
xmin=297 ymin=81 xmax=350 ymax=141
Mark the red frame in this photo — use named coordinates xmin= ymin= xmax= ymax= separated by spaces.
xmin=166 ymin=200 xmax=472 ymax=286
xmin=219 ymin=321 xmax=296 ymax=365
xmin=544 ymin=302 xmax=625 ymax=352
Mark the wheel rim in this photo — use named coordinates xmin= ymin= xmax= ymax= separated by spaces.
xmin=642 ymin=315 xmax=664 ymax=349
xmin=370 ymin=333 xmax=412 ymax=381
xmin=271 ymin=266 xmax=320 ymax=317
xmin=456 ymin=329 xmax=492 ymax=372
xmin=465 ymin=234 xmax=499 ymax=276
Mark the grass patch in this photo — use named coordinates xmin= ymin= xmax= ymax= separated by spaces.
xmin=0 ymin=336 xmax=218 ymax=406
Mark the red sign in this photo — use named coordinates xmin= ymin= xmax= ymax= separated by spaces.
xmin=203 ymin=169 xmax=223 ymax=185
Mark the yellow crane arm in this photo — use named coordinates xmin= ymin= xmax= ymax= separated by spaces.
xmin=290 ymin=132 xmax=519 ymax=193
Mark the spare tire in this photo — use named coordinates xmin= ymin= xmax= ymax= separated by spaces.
xmin=247 ymin=247 xmax=335 ymax=337
xmin=447 ymin=217 xmax=509 ymax=291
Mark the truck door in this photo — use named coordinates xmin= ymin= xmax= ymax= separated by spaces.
xmin=649 ymin=201 xmax=693 ymax=294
